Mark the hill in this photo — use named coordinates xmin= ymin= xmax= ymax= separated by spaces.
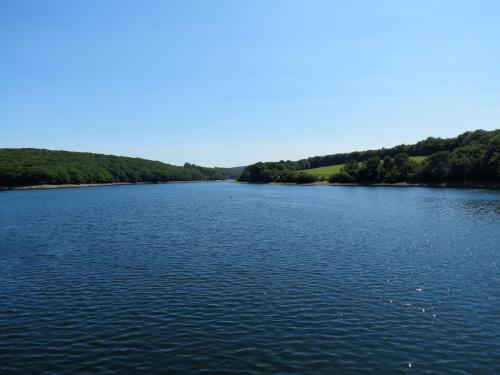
xmin=302 ymin=156 xmax=426 ymax=180
xmin=0 ymin=149 xmax=242 ymax=187
xmin=238 ymin=129 xmax=500 ymax=185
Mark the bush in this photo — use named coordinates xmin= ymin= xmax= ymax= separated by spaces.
xmin=329 ymin=171 xmax=355 ymax=183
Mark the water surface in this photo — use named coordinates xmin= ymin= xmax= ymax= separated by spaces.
xmin=1 ymin=183 xmax=499 ymax=374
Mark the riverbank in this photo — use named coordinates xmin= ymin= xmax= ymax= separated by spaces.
xmin=3 ymin=180 xmax=499 ymax=191
xmin=0 ymin=180 xmax=227 ymax=191
xmin=273 ymin=181 xmax=500 ymax=189
xmin=0 ymin=182 xmax=141 ymax=190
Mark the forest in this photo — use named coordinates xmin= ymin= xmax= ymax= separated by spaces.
xmin=0 ymin=149 xmax=243 ymax=187
xmin=238 ymin=129 xmax=500 ymax=185
xmin=2 ymin=129 xmax=498 ymax=187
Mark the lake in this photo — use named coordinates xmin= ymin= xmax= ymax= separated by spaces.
xmin=1 ymin=182 xmax=499 ymax=374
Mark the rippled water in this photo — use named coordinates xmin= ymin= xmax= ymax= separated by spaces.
xmin=1 ymin=182 xmax=499 ymax=374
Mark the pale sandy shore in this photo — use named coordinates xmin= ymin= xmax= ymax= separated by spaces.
xmin=329 ymin=181 xmax=499 ymax=188
xmin=0 ymin=182 xmax=139 ymax=190
xmin=0 ymin=181 xmax=214 ymax=191
xmin=2 ymin=180 xmax=498 ymax=191
xmin=278 ymin=181 xmax=500 ymax=189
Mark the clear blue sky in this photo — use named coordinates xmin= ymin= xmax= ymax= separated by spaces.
xmin=1 ymin=0 xmax=499 ymax=167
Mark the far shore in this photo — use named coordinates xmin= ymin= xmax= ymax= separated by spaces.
xmin=2 ymin=179 xmax=499 ymax=191
xmin=0 ymin=182 xmax=142 ymax=191
xmin=271 ymin=181 xmax=500 ymax=189
xmin=0 ymin=180 xmax=228 ymax=191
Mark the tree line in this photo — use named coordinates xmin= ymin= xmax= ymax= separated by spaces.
xmin=238 ymin=129 xmax=500 ymax=184
xmin=0 ymin=149 xmax=243 ymax=187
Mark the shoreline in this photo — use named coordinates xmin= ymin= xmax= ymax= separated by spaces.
xmin=2 ymin=180 xmax=499 ymax=191
xmin=0 ymin=182 xmax=144 ymax=190
xmin=272 ymin=181 xmax=500 ymax=189
xmin=0 ymin=180 xmax=226 ymax=191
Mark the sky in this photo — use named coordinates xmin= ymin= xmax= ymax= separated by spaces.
xmin=1 ymin=1 xmax=499 ymax=167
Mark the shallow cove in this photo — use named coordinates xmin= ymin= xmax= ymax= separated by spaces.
xmin=1 ymin=182 xmax=499 ymax=374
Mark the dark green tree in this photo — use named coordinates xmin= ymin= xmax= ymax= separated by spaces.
xmin=422 ymin=151 xmax=450 ymax=182
xmin=358 ymin=156 xmax=382 ymax=182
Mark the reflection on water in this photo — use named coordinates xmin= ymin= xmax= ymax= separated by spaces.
xmin=417 ymin=191 xmax=500 ymax=222
xmin=461 ymin=198 xmax=500 ymax=218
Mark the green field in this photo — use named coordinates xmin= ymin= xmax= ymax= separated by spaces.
xmin=302 ymin=156 xmax=426 ymax=179
xmin=409 ymin=156 xmax=426 ymax=163
xmin=301 ymin=164 xmax=344 ymax=179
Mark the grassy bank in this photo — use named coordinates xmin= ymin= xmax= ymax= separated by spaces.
xmin=301 ymin=156 xmax=426 ymax=179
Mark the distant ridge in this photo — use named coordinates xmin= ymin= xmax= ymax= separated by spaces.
xmin=0 ymin=148 xmax=244 ymax=187
xmin=238 ymin=129 xmax=500 ymax=185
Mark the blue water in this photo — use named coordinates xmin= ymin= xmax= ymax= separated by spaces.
xmin=0 ymin=182 xmax=499 ymax=374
